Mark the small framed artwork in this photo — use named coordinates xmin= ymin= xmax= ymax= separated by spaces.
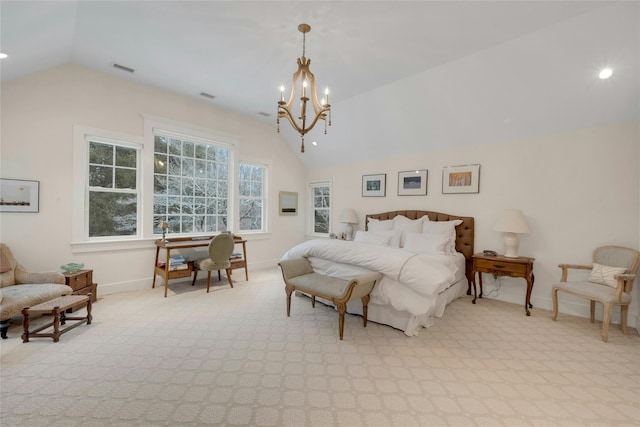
xmin=398 ymin=170 xmax=428 ymax=196
xmin=362 ymin=174 xmax=386 ymax=197
xmin=442 ymin=164 xmax=480 ymax=194
xmin=0 ymin=178 xmax=40 ymax=212
xmin=279 ymin=191 xmax=298 ymax=215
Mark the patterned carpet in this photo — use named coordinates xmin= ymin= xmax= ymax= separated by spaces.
xmin=1 ymin=267 xmax=639 ymax=427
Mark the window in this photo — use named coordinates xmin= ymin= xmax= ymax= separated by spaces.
xmin=153 ymin=132 xmax=229 ymax=235
xmin=238 ymin=162 xmax=266 ymax=232
xmin=309 ymin=180 xmax=331 ymax=235
xmin=87 ymin=138 xmax=140 ymax=238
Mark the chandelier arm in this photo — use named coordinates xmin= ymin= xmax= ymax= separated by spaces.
xmin=278 ymin=108 xmax=306 ymax=135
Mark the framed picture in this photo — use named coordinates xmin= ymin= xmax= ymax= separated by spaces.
xmin=0 ymin=179 xmax=40 ymax=212
xmin=398 ymin=170 xmax=428 ymax=196
xmin=362 ymin=174 xmax=386 ymax=197
xmin=278 ymin=191 xmax=298 ymax=216
xmin=442 ymin=164 xmax=480 ymax=194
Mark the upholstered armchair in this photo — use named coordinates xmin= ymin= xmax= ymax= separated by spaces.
xmin=552 ymin=246 xmax=640 ymax=342
xmin=0 ymin=243 xmax=72 ymax=338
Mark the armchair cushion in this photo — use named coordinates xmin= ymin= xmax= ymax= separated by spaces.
xmin=555 ymin=280 xmax=631 ymax=304
xmin=588 ymin=263 xmax=626 ymax=288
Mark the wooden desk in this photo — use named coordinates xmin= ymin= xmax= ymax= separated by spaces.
xmin=471 ymin=254 xmax=535 ymax=316
xmin=153 ymin=235 xmax=248 ymax=297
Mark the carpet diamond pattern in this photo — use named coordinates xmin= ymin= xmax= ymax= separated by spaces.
xmin=1 ymin=267 xmax=639 ymax=426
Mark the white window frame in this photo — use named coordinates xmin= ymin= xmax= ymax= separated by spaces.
xmin=143 ymin=114 xmax=238 ymax=238
xmin=72 ymin=125 xmax=144 ymax=248
xmin=238 ymin=159 xmax=268 ymax=233
xmin=308 ymin=179 xmax=332 ymax=237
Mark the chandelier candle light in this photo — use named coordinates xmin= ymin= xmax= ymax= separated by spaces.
xmin=277 ymin=23 xmax=331 ymax=153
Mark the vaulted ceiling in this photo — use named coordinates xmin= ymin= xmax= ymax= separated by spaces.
xmin=2 ymin=1 xmax=638 ymax=169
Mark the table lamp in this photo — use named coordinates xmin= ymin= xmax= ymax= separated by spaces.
xmin=159 ymin=221 xmax=168 ymax=242
xmin=493 ymin=209 xmax=530 ymax=258
xmin=339 ymin=208 xmax=358 ymax=240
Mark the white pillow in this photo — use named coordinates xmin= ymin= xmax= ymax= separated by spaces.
xmin=403 ymin=231 xmax=449 ymax=255
xmin=588 ymin=263 xmax=626 ymax=288
xmin=353 ymin=230 xmax=391 ymax=246
xmin=367 ymin=218 xmax=394 ymax=232
xmin=422 ymin=219 xmax=462 ymax=255
xmin=393 ymin=215 xmax=425 ymax=247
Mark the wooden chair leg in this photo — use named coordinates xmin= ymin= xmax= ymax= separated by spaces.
xmin=590 ymin=300 xmax=596 ymax=323
xmin=206 ymin=271 xmax=212 ymax=293
xmin=311 ymin=296 xmax=316 ymax=308
xmin=225 ymin=269 xmax=233 ymax=288
xmin=552 ymin=288 xmax=559 ymax=321
xmin=601 ymin=302 xmax=612 ymax=342
xmin=218 ymin=270 xmax=222 ymax=281
xmin=620 ymin=305 xmax=629 ymax=334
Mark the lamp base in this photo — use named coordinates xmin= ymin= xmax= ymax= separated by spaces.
xmin=503 ymin=232 xmax=520 ymax=258
xmin=344 ymin=224 xmax=354 ymax=241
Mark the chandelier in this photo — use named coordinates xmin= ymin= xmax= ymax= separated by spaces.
xmin=277 ymin=23 xmax=331 ymax=153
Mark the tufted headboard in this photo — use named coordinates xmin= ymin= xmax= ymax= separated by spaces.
xmin=365 ymin=210 xmax=475 ymax=287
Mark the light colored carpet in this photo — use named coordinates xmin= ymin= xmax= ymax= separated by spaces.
xmin=1 ymin=267 xmax=639 ymax=427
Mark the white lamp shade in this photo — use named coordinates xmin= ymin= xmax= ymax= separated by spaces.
xmin=493 ymin=209 xmax=530 ymax=234
xmin=339 ymin=208 xmax=358 ymax=224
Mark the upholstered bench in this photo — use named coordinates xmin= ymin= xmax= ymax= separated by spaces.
xmin=278 ymin=258 xmax=382 ymax=340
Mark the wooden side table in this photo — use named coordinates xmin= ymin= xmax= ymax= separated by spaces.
xmin=63 ymin=269 xmax=97 ymax=303
xmin=471 ymin=254 xmax=535 ymax=316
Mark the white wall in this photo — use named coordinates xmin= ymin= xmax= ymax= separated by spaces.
xmin=0 ymin=64 xmax=307 ymax=294
xmin=309 ymin=122 xmax=640 ymax=327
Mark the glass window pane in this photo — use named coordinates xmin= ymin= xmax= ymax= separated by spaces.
xmin=250 ymin=182 xmax=262 ymax=197
xmin=194 ymin=179 xmax=206 ymax=197
xmin=168 ymin=156 xmax=181 ymax=176
xmin=168 ymin=138 xmax=181 ymax=155
xmin=314 ymin=210 xmax=329 ymax=233
xmin=251 ymin=166 xmax=263 ymax=182
xmin=89 ymin=165 xmax=112 ymax=188
xmin=195 ymin=160 xmax=206 ymax=178
xmin=154 ymin=176 xmax=167 ymax=195
xmin=168 ymin=177 xmax=181 ymax=195
xmin=239 ymin=181 xmax=250 ymax=197
xmin=168 ymin=196 xmax=180 ymax=214
xmin=181 ymin=215 xmax=194 ymax=233
xmin=153 ymin=196 xmax=166 ymax=215
xmin=182 ymin=157 xmax=195 ymax=177
xmin=183 ymin=141 xmax=194 ymax=158
xmin=195 ymin=144 xmax=207 ymax=159
xmin=115 ymin=168 xmax=136 ymax=190
xmin=89 ymin=142 xmax=113 ymax=165
xmin=154 ymin=136 xmax=167 ymax=154
xmin=154 ymin=154 xmax=167 ymax=174
xmin=115 ymin=146 xmax=136 ymax=168
xmin=89 ymin=192 xmax=137 ymax=237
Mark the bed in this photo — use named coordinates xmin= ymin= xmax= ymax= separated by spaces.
xmin=281 ymin=210 xmax=474 ymax=336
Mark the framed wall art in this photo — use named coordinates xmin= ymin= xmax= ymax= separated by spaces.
xmin=0 ymin=178 xmax=40 ymax=212
xmin=398 ymin=170 xmax=427 ymax=196
xmin=362 ymin=174 xmax=386 ymax=197
xmin=278 ymin=191 xmax=298 ymax=215
xmin=442 ymin=164 xmax=480 ymax=194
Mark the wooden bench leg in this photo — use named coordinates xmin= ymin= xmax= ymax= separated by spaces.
xmin=336 ymin=302 xmax=346 ymax=341
xmin=285 ymin=285 xmax=294 ymax=317
xmin=362 ymin=295 xmax=370 ymax=328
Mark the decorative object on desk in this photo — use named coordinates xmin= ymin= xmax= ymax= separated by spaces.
xmin=339 ymin=208 xmax=358 ymax=241
xmin=279 ymin=191 xmax=298 ymax=216
xmin=159 ymin=221 xmax=168 ymax=241
xmin=442 ymin=164 xmax=480 ymax=194
xmin=276 ymin=23 xmax=331 ymax=153
xmin=60 ymin=262 xmax=84 ymax=274
xmin=493 ymin=209 xmax=530 ymax=258
xmin=398 ymin=170 xmax=427 ymax=196
xmin=362 ymin=174 xmax=386 ymax=197
xmin=0 ymin=178 xmax=40 ymax=213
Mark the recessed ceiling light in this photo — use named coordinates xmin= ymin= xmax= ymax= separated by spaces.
xmin=0 ymin=53 xmax=8 ymax=59
xmin=312 ymin=141 xmax=318 ymax=146
xmin=599 ymin=68 xmax=613 ymax=79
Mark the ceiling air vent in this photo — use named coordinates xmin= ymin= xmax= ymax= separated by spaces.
xmin=200 ymin=92 xmax=215 ymax=99
xmin=112 ymin=63 xmax=135 ymax=73
xmin=258 ymin=112 xmax=270 ymax=117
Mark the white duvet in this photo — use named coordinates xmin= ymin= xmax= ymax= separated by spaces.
xmin=281 ymin=239 xmax=462 ymax=317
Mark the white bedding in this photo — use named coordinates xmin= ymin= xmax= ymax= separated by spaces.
xmin=281 ymin=239 xmax=467 ymax=335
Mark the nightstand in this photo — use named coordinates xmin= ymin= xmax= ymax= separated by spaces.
xmin=471 ymin=254 xmax=535 ymax=316
xmin=63 ymin=269 xmax=98 ymax=303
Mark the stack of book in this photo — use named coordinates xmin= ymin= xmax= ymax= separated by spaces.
xmin=158 ymin=255 xmax=189 ymax=271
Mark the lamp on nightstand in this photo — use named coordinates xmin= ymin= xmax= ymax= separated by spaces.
xmin=159 ymin=221 xmax=169 ymax=242
xmin=493 ymin=209 xmax=530 ymax=258
xmin=339 ymin=208 xmax=358 ymax=241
